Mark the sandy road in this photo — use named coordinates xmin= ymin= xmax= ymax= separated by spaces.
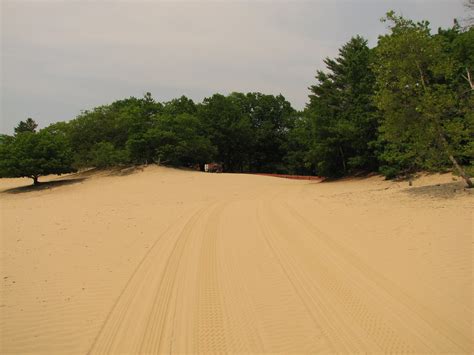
xmin=1 ymin=167 xmax=472 ymax=353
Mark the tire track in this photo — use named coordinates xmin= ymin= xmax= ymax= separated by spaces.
xmin=255 ymin=200 xmax=347 ymax=352
xmin=137 ymin=205 xmax=212 ymax=354
xmin=263 ymin=203 xmax=413 ymax=351
xmin=88 ymin=205 xmax=211 ymax=354
xmin=86 ymin=210 xmax=191 ymax=354
xmin=212 ymin=199 xmax=267 ymax=353
xmin=266 ymin=198 xmax=429 ymax=352
xmin=195 ymin=202 xmax=228 ymax=353
xmin=258 ymin=189 xmax=421 ymax=351
xmin=282 ymin=199 xmax=472 ymax=352
xmin=255 ymin=190 xmax=469 ymax=353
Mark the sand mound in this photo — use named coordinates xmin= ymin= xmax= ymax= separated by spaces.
xmin=1 ymin=167 xmax=472 ymax=353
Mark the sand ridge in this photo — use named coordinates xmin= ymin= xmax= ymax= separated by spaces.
xmin=0 ymin=167 xmax=472 ymax=353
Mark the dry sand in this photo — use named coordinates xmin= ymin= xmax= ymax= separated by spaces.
xmin=0 ymin=166 xmax=472 ymax=353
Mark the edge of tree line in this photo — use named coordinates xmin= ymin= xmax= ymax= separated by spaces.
xmin=1 ymin=11 xmax=473 ymax=187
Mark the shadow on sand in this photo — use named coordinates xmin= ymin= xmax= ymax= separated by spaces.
xmin=2 ymin=178 xmax=86 ymax=195
xmin=403 ymin=181 xmax=471 ymax=199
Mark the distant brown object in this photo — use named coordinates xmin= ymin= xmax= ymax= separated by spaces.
xmin=204 ymin=163 xmax=223 ymax=173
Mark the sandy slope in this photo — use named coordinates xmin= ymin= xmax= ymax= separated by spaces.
xmin=0 ymin=167 xmax=472 ymax=353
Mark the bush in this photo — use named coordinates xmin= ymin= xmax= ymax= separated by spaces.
xmin=90 ymin=142 xmax=129 ymax=168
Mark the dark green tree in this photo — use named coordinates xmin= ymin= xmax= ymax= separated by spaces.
xmin=244 ymin=93 xmax=295 ymax=172
xmin=152 ymin=114 xmax=215 ymax=166
xmin=196 ymin=92 xmax=295 ymax=173
xmin=127 ymin=113 xmax=215 ymax=166
xmin=162 ymin=96 xmax=197 ymax=116
xmin=90 ymin=142 xmax=128 ymax=168
xmin=283 ymin=112 xmax=315 ymax=175
xmin=14 ymin=118 xmax=38 ymax=134
xmin=68 ymin=93 xmax=162 ymax=167
xmin=197 ymin=94 xmax=254 ymax=172
xmin=0 ymin=129 xmax=75 ymax=185
xmin=307 ymin=36 xmax=378 ymax=177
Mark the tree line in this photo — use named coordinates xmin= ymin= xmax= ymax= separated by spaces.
xmin=1 ymin=12 xmax=473 ymax=186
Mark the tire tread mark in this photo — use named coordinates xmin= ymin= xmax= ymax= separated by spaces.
xmin=255 ymin=201 xmax=336 ymax=353
xmin=259 ymin=197 xmax=417 ymax=352
xmin=88 ymin=206 xmax=208 ymax=354
xmin=284 ymin=200 xmax=471 ymax=352
xmin=138 ymin=205 xmax=212 ymax=354
xmin=86 ymin=211 xmax=193 ymax=354
xmin=196 ymin=203 xmax=228 ymax=353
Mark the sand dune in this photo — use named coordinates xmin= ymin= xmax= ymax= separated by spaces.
xmin=0 ymin=167 xmax=472 ymax=353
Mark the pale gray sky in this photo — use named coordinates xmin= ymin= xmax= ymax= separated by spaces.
xmin=1 ymin=0 xmax=467 ymax=133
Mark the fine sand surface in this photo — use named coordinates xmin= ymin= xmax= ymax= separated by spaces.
xmin=0 ymin=166 xmax=472 ymax=353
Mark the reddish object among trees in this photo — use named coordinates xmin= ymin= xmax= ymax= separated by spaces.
xmin=253 ymin=173 xmax=323 ymax=181
xmin=204 ymin=163 xmax=223 ymax=173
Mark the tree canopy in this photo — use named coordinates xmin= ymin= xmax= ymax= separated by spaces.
xmin=0 ymin=120 xmax=75 ymax=184
xmin=373 ymin=12 xmax=473 ymax=186
xmin=14 ymin=118 xmax=38 ymax=135
xmin=305 ymin=35 xmax=378 ymax=177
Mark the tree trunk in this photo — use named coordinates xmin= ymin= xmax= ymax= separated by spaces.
xmin=32 ymin=176 xmax=39 ymax=185
xmin=465 ymin=67 xmax=474 ymax=90
xmin=339 ymin=146 xmax=347 ymax=174
xmin=447 ymin=153 xmax=473 ymax=188
xmin=437 ymin=132 xmax=473 ymax=188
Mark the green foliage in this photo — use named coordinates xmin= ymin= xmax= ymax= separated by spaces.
xmin=162 ymin=96 xmax=197 ymax=116
xmin=305 ymin=36 xmax=378 ymax=177
xmin=127 ymin=113 xmax=215 ymax=166
xmin=374 ymin=12 xmax=473 ymax=178
xmin=197 ymin=92 xmax=295 ymax=172
xmin=153 ymin=114 xmax=215 ymax=166
xmin=245 ymin=93 xmax=295 ymax=172
xmin=14 ymin=118 xmax=38 ymax=135
xmin=0 ymin=130 xmax=75 ymax=184
xmin=90 ymin=142 xmax=128 ymax=168
xmin=68 ymin=93 xmax=163 ymax=167
xmin=197 ymin=93 xmax=254 ymax=172
xmin=283 ymin=113 xmax=314 ymax=175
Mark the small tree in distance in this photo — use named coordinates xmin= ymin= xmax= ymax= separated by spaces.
xmin=0 ymin=119 xmax=76 ymax=185
xmin=14 ymin=118 xmax=38 ymax=135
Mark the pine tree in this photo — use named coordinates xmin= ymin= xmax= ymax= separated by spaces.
xmin=307 ymin=36 xmax=378 ymax=177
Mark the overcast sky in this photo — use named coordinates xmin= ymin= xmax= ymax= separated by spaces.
xmin=1 ymin=0 xmax=467 ymax=133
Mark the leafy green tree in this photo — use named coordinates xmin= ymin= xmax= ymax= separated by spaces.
xmin=196 ymin=92 xmax=295 ymax=173
xmin=90 ymin=142 xmax=128 ymax=168
xmin=126 ymin=134 xmax=156 ymax=165
xmin=127 ymin=113 xmax=215 ymax=166
xmin=162 ymin=96 xmax=197 ymax=116
xmin=243 ymin=93 xmax=295 ymax=172
xmin=197 ymin=94 xmax=254 ymax=172
xmin=307 ymin=36 xmax=378 ymax=177
xmin=153 ymin=114 xmax=215 ymax=166
xmin=283 ymin=112 xmax=314 ymax=175
xmin=374 ymin=12 xmax=473 ymax=187
xmin=14 ymin=118 xmax=38 ymax=134
xmin=68 ymin=93 xmax=162 ymax=167
xmin=0 ymin=129 xmax=75 ymax=185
